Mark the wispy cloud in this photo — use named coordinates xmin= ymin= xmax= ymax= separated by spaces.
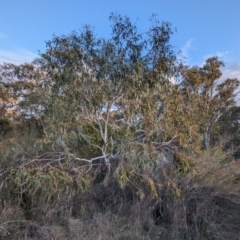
xmin=221 ymin=61 xmax=240 ymax=80
xmin=193 ymin=51 xmax=230 ymax=68
xmin=0 ymin=49 xmax=38 ymax=65
xmin=179 ymin=38 xmax=194 ymax=64
xmin=203 ymin=51 xmax=230 ymax=63
xmin=220 ymin=61 xmax=240 ymax=104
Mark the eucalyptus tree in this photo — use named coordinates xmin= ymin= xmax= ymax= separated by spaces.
xmin=181 ymin=57 xmax=240 ymax=149
xmin=33 ymin=13 xmax=180 ymax=191
xmin=0 ymin=62 xmax=47 ymax=119
xmin=0 ymin=15 xmax=183 ymax=211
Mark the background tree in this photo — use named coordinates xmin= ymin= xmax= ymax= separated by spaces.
xmin=0 ymin=62 xmax=47 ymax=119
xmin=180 ymin=57 xmax=240 ymax=149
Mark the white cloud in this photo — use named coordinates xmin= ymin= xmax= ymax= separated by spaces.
xmin=0 ymin=49 xmax=38 ymax=65
xmin=221 ymin=61 xmax=240 ymax=80
xmin=179 ymin=38 xmax=194 ymax=64
xmin=219 ymin=61 xmax=240 ymax=104
xmin=215 ymin=51 xmax=229 ymax=59
xmin=181 ymin=39 xmax=194 ymax=56
xmin=203 ymin=51 xmax=230 ymax=64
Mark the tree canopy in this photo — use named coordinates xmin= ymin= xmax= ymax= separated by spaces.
xmin=0 ymin=16 xmax=239 ymax=235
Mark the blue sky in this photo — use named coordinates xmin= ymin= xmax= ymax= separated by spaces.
xmin=0 ymin=0 xmax=240 ymax=79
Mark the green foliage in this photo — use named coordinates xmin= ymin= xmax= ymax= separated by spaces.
xmin=0 ymin=14 xmax=240 ymax=239
xmin=6 ymin=165 xmax=87 ymax=201
xmin=180 ymin=57 xmax=240 ymax=149
xmin=174 ymin=152 xmax=192 ymax=174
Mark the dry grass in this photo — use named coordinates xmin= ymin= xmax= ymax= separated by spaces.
xmin=1 ymin=141 xmax=240 ymax=239
xmin=0 ymin=209 xmax=160 ymax=240
xmin=188 ymin=147 xmax=240 ymax=195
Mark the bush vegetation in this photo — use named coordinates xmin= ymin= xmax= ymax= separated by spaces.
xmin=0 ymin=14 xmax=240 ymax=239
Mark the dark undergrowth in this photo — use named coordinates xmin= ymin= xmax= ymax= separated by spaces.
xmin=0 ymin=174 xmax=240 ymax=240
